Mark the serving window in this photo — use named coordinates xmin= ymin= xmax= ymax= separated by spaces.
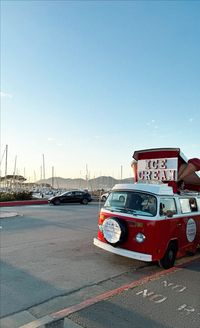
xmin=180 ymin=198 xmax=198 ymax=213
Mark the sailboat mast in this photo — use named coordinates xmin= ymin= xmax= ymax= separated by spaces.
xmin=42 ymin=154 xmax=45 ymax=180
xmin=5 ymin=144 xmax=8 ymax=189
xmin=52 ymin=166 xmax=54 ymax=188
xmin=13 ymin=155 xmax=17 ymax=189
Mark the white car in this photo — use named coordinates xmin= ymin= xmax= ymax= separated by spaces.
xmin=100 ymin=192 xmax=109 ymax=202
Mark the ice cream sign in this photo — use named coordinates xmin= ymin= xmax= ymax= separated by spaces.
xmin=137 ymin=157 xmax=178 ymax=181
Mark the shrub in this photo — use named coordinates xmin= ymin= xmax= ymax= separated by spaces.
xmin=0 ymin=191 xmax=33 ymax=202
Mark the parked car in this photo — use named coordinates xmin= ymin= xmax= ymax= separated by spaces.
xmin=48 ymin=190 xmax=92 ymax=205
xmin=100 ymin=192 xmax=109 ymax=202
xmin=101 ymin=191 xmax=126 ymax=203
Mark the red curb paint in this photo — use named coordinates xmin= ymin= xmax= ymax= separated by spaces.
xmin=51 ymin=255 xmax=200 ymax=320
xmin=50 ymin=268 xmax=179 ymax=319
xmin=0 ymin=200 xmax=48 ymax=207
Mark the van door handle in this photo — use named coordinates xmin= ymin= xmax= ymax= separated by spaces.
xmin=177 ymin=223 xmax=182 ymax=227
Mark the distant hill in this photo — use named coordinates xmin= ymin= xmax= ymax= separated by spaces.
xmin=35 ymin=176 xmax=134 ymax=191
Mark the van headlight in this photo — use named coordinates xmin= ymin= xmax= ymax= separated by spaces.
xmin=135 ymin=233 xmax=146 ymax=243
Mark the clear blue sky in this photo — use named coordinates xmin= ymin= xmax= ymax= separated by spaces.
xmin=1 ymin=0 xmax=200 ymax=181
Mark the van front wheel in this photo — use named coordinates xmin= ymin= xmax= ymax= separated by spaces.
xmin=159 ymin=242 xmax=177 ymax=269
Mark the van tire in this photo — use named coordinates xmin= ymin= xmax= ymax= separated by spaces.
xmin=159 ymin=242 xmax=177 ymax=269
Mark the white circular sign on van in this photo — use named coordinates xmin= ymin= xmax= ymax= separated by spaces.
xmin=186 ymin=218 xmax=197 ymax=242
xmin=102 ymin=218 xmax=121 ymax=244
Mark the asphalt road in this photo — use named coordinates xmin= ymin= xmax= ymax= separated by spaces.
xmin=0 ymin=203 xmax=199 ymax=328
xmin=68 ymin=259 xmax=200 ymax=328
xmin=0 ymin=203 xmax=159 ymax=320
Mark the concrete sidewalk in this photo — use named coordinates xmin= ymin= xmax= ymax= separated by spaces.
xmin=0 ymin=211 xmax=18 ymax=219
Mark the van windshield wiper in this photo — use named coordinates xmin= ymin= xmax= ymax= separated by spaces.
xmin=124 ymin=208 xmax=138 ymax=215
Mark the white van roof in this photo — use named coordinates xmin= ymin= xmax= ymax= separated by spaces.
xmin=112 ymin=183 xmax=174 ymax=196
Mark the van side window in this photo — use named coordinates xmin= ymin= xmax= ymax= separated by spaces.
xmin=197 ymin=198 xmax=200 ymax=211
xmin=180 ymin=198 xmax=197 ymax=213
xmin=159 ymin=198 xmax=177 ymax=216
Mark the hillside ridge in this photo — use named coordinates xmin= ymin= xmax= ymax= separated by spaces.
xmin=36 ymin=176 xmax=134 ymax=190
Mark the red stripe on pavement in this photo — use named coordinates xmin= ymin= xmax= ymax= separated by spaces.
xmin=50 ymin=255 xmax=200 ymax=320
xmin=0 ymin=200 xmax=48 ymax=207
xmin=50 ymin=267 xmax=178 ymax=319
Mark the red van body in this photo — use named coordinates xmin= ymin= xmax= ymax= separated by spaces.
xmin=94 ymin=148 xmax=200 ymax=269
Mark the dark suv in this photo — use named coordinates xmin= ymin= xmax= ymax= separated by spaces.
xmin=48 ymin=190 xmax=92 ymax=205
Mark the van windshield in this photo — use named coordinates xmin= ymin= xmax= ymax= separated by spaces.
xmin=104 ymin=191 xmax=157 ymax=217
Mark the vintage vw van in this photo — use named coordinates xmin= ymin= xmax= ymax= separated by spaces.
xmin=93 ymin=148 xmax=200 ymax=269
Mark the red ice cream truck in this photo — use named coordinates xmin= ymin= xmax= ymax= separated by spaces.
xmin=93 ymin=148 xmax=200 ymax=269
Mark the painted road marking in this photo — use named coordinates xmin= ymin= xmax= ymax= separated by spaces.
xmin=162 ymin=281 xmax=186 ymax=292
xmin=51 ymin=254 xmax=200 ymax=320
xmin=18 ymin=254 xmax=200 ymax=328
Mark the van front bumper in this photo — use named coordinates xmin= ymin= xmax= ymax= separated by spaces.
xmin=93 ymin=238 xmax=152 ymax=262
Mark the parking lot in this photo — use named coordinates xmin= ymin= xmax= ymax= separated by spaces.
xmin=0 ymin=203 xmax=200 ymax=328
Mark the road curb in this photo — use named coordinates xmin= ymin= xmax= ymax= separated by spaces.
xmin=0 ymin=200 xmax=48 ymax=207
